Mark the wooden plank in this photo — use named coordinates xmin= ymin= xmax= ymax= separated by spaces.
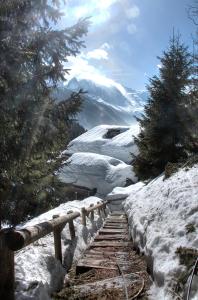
xmin=103 ymin=224 xmax=128 ymax=229
xmin=105 ymin=219 xmax=127 ymax=224
xmin=110 ymin=212 xmax=126 ymax=216
xmin=84 ymin=249 xmax=129 ymax=256
xmin=107 ymin=216 xmax=126 ymax=218
xmin=105 ymin=219 xmax=127 ymax=223
xmin=94 ymin=234 xmax=127 ymax=241
xmin=83 ymin=252 xmax=130 ymax=260
xmin=99 ymin=228 xmax=127 ymax=234
xmin=59 ymin=273 xmax=143 ymax=298
xmin=109 ymin=215 xmax=126 ymax=218
xmin=84 ymin=254 xmax=111 ymax=259
xmin=104 ymin=223 xmax=128 ymax=226
xmin=76 ymin=264 xmax=117 ymax=272
xmin=104 ymin=222 xmax=128 ymax=226
xmin=96 ymin=233 xmax=127 ymax=238
xmin=77 ymin=258 xmax=130 ymax=267
xmin=107 ymin=216 xmax=127 ymax=220
xmin=104 ymin=223 xmax=128 ymax=229
xmin=104 ymin=222 xmax=127 ymax=225
xmin=91 ymin=241 xmax=129 ymax=248
xmin=107 ymin=219 xmax=127 ymax=223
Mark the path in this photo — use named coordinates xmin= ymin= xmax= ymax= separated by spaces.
xmin=55 ymin=211 xmax=151 ymax=299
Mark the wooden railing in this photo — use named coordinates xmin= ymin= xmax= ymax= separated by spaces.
xmin=0 ymin=201 xmax=107 ymax=300
xmin=81 ymin=201 xmax=107 ymax=226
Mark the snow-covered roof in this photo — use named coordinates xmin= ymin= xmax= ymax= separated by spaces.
xmin=64 ymin=124 xmax=139 ymax=164
xmin=59 ymin=152 xmax=137 ymax=195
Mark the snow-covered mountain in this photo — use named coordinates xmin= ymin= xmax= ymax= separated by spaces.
xmin=55 ymin=77 xmax=148 ymax=129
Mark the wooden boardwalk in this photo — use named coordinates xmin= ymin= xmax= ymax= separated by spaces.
xmin=55 ymin=212 xmax=151 ymax=299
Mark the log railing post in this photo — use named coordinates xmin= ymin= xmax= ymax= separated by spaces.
xmin=53 ymin=215 xmax=62 ymax=264
xmin=0 ymin=229 xmax=15 ymax=300
xmin=67 ymin=211 xmax=75 ymax=239
xmin=90 ymin=204 xmax=94 ymax=221
xmin=97 ymin=201 xmax=101 ymax=216
xmin=81 ymin=207 xmax=86 ymax=226
xmin=103 ymin=203 xmax=107 ymax=217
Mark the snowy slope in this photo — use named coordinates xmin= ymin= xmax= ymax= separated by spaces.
xmin=108 ymin=166 xmax=198 ymax=300
xmin=55 ymin=78 xmax=147 ymax=129
xmin=65 ymin=124 xmax=139 ymax=164
xmin=15 ymin=196 xmax=104 ymax=300
xmin=59 ymin=152 xmax=137 ymax=195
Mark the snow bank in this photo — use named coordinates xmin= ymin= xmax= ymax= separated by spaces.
xmin=119 ymin=166 xmax=198 ymax=299
xmin=64 ymin=125 xmax=139 ymax=163
xmin=59 ymin=152 xmax=137 ymax=196
xmin=15 ymin=196 xmax=104 ymax=300
xmin=105 ymin=185 xmax=137 ymax=212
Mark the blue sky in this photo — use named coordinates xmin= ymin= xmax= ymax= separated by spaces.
xmin=61 ymin=0 xmax=196 ymax=90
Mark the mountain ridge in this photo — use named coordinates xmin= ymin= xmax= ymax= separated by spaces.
xmin=54 ymin=77 xmax=148 ymax=129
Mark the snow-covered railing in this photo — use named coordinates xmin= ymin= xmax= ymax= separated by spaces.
xmin=0 ymin=200 xmax=107 ymax=300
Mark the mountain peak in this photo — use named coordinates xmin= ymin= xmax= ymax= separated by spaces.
xmin=67 ymin=77 xmax=80 ymax=90
xmin=58 ymin=76 xmax=148 ymax=129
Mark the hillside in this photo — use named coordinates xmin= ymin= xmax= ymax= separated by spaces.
xmin=108 ymin=166 xmax=198 ymax=300
xmin=13 ymin=127 xmax=198 ymax=300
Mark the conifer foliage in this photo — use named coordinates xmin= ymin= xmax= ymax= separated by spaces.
xmin=0 ymin=1 xmax=89 ymax=224
xmin=187 ymin=2 xmax=198 ymax=153
xmin=133 ymin=36 xmax=193 ymax=180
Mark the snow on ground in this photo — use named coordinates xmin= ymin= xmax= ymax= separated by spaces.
xmin=58 ymin=152 xmax=137 ymax=196
xmin=106 ymin=185 xmax=139 ymax=212
xmin=15 ymin=196 xmax=105 ymax=300
xmin=64 ymin=124 xmax=139 ymax=164
xmin=108 ymin=165 xmax=198 ymax=299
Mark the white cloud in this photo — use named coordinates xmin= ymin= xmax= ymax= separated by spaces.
xmin=64 ymin=1 xmax=140 ymax=35
xmin=101 ymin=43 xmax=111 ymax=50
xmin=92 ymin=11 xmax=111 ymax=25
xmin=66 ymin=54 xmax=128 ymax=97
xmin=68 ymin=0 xmax=119 ymax=26
xmin=85 ymin=43 xmax=111 ymax=60
xmin=73 ymin=6 xmax=90 ymax=19
xmin=96 ymin=0 xmax=119 ymax=9
xmin=66 ymin=55 xmax=108 ymax=85
xmin=127 ymin=23 xmax=137 ymax=34
xmin=87 ymin=48 xmax=109 ymax=60
xmin=126 ymin=5 xmax=140 ymax=19
xmin=157 ymin=64 xmax=162 ymax=69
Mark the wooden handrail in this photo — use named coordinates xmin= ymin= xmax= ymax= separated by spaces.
xmin=81 ymin=201 xmax=107 ymax=226
xmin=5 ymin=211 xmax=80 ymax=251
xmin=85 ymin=202 xmax=104 ymax=214
xmin=0 ymin=200 xmax=108 ymax=300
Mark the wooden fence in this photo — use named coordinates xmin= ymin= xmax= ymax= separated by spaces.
xmin=0 ymin=201 xmax=107 ymax=300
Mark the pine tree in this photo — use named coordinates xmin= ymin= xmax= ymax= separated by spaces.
xmin=0 ymin=1 xmax=89 ymax=224
xmin=184 ymin=41 xmax=198 ymax=153
xmin=185 ymin=2 xmax=198 ymax=153
xmin=133 ymin=36 xmax=193 ymax=180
